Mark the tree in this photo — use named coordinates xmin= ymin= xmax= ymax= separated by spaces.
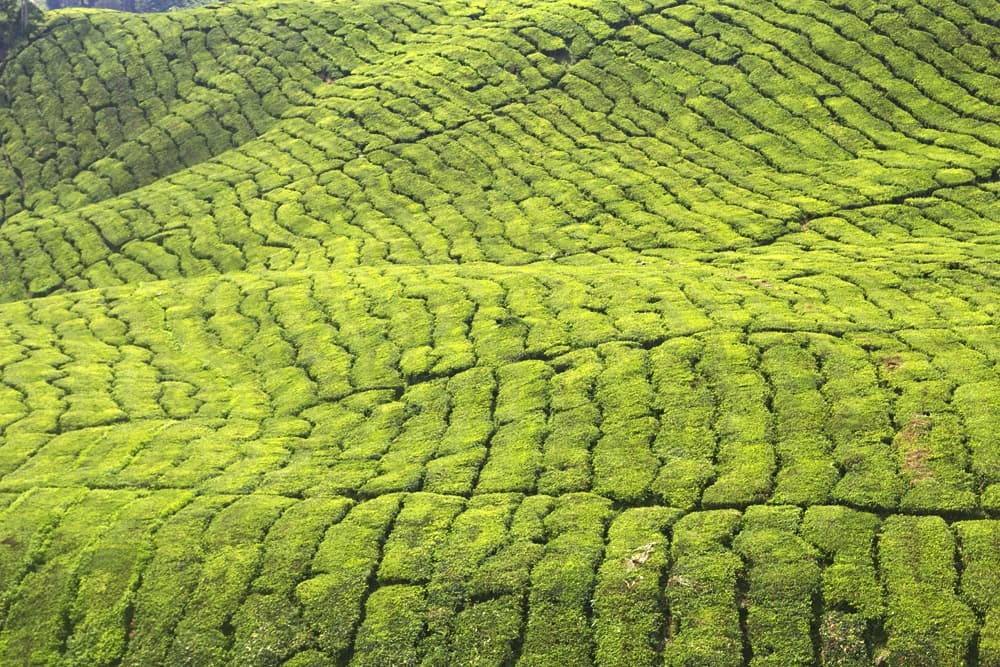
xmin=0 ymin=0 xmax=41 ymax=60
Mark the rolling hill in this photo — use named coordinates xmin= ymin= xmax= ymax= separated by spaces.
xmin=1 ymin=0 xmax=1000 ymax=664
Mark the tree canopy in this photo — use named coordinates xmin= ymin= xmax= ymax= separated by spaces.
xmin=0 ymin=0 xmax=41 ymax=60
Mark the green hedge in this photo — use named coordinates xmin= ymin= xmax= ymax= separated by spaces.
xmin=733 ymin=506 xmax=819 ymax=666
xmin=663 ymin=509 xmax=743 ymax=667
xmin=878 ymin=515 xmax=976 ymax=666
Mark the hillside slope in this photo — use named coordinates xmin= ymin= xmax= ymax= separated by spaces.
xmin=1 ymin=0 xmax=1000 ymax=665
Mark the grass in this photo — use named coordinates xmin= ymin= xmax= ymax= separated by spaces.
xmin=1 ymin=0 xmax=1000 ymax=663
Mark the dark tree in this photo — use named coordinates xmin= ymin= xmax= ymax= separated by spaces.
xmin=0 ymin=0 xmax=41 ymax=59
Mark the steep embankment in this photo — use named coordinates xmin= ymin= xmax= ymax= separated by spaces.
xmin=1 ymin=0 xmax=1000 ymax=664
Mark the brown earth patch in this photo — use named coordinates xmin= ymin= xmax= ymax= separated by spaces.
xmin=882 ymin=354 xmax=903 ymax=371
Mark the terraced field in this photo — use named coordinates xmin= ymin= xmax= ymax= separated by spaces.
xmin=1 ymin=0 xmax=1000 ymax=664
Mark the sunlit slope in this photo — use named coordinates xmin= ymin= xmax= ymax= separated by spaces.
xmin=3 ymin=0 xmax=1000 ymax=300
xmin=3 ymin=0 xmax=1000 ymax=665
xmin=1 ymin=262 xmax=1000 ymax=665
xmin=4 ymin=262 xmax=1000 ymax=510
xmin=1 ymin=489 xmax=998 ymax=667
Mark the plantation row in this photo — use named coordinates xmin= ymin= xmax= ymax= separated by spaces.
xmin=4 ymin=170 xmax=1000 ymax=306
xmin=0 ymin=0 xmax=464 ymax=218
xmin=0 ymin=488 xmax=995 ymax=666
xmin=3 ymin=0 xmax=1000 ymax=301
xmin=804 ymin=181 xmax=1000 ymax=243
xmin=3 ymin=0 xmax=1000 ymax=663
xmin=1 ymin=265 xmax=999 ymax=512
xmin=3 ymin=130 xmax=1000 ymax=302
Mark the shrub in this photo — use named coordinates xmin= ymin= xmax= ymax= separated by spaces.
xmin=519 ymin=493 xmax=614 ymax=666
xmin=663 ymin=510 xmax=744 ymax=667
xmin=594 ymin=507 xmax=683 ymax=667
xmin=954 ymin=521 xmax=1000 ymax=666
xmin=878 ymin=515 xmax=976 ymax=665
xmin=733 ymin=506 xmax=819 ymax=666
xmin=296 ymin=494 xmax=402 ymax=662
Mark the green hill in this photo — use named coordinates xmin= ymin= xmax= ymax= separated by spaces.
xmin=1 ymin=0 xmax=1000 ymax=664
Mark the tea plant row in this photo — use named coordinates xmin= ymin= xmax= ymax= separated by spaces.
xmin=0 ymin=488 xmax=996 ymax=666
xmin=2 ymin=264 xmax=999 ymax=513
xmin=2 ymin=0 xmax=1000 ymax=301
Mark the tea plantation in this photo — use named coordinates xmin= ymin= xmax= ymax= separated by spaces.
xmin=1 ymin=0 xmax=1000 ymax=664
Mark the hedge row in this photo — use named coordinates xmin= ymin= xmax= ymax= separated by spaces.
xmin=2 ymin=0 xmax=1000 ymax=300
xmin=0 ymin=490 xmax=991 ymax=665
xmin=0 ymin=264 xmax=997 ymax=512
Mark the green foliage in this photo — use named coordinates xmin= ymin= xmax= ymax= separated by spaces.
xmin=593 ymin=507 xmax=682 ymax=667
xmin=120 ymin=494 xmax=235 ymax=666
xmin=519 ymin=493 xmax=614 ymax=666
xmin=165 ymin=494 xmax=294 ymax=665
xmin=0 ymin=0 xmax=997 ymax=663
xmin=878 ymin=515 xmax=976 ymax=666
xmin=295 ymin=494 xmax=401 ymax=663
xmin=228 ymin=497 xmax=352 ymax=666
xmin=592 ymin=343 xmax=658 ymax=502
xmin=0 ymin=0 xmax=40 ymax=59
xmin=757 ymin=341 xmax=837 ymax=505
xmin=733 ymin=506 xmax=819 ymax=666
xmin=0 ymin=490 xmax=136 ymax=664
xmin=664 ymin=510 xmax=744 ymax=667
xmin=351 ymin=584 xmax=427 ymax=667
xmin=649 ymin=337 xmax=715 ymax=510
xmin=955 ymin=521 xmax=1000 ymax=666
xmin=63 ymin=491 xmax=192 ymax=667
xmin=801 ymin=506 xmax=882 ymax=622
xmin=952 ymin=382 xmax=1000 ymax=511
xmin=815 ymin=336 xmax=901 ymax=509
xmin=377 ymin=492 xmax=465 ymax=584
xmin=421 ymin=493 xmax=526 ymax=664
xmin=698 ymin=333 xmax=775 ymax=507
